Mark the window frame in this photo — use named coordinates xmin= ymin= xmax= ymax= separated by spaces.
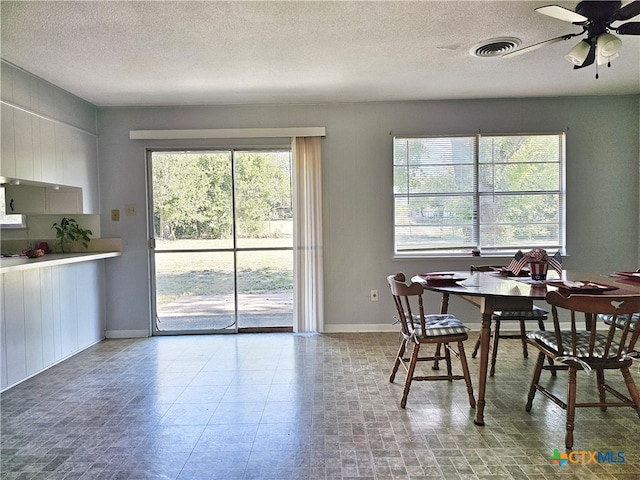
xmin=393 ymin=133 xmax=566 ymax=258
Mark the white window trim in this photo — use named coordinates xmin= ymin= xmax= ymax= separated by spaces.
xmin=393 ymin=133 xmax=566 ymax=258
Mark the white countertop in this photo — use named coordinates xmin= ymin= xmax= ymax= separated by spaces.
xmin=0 ymin=251 xmax=121 ymax=273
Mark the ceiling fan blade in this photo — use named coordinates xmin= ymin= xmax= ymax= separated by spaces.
xmin=616 ymin=21 xmax=640 ymax=34
xmin=503 ymin=33 xmax=580 ymax=57
xmin=614 ymin=0 xmax=640 ymax=21
xmin=536 ymin=5 xmax=589 ymax=23
xmin=573 ymin=43 xmax=596 ymax=69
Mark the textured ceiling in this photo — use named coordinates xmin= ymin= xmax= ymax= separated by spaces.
xmin=1 ymin=1 xmax=639 ymax=106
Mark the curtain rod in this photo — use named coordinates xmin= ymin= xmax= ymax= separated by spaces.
xmin=129 ymin=127 xmax=326 ymax=140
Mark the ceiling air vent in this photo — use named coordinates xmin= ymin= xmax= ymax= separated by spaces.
xmin=470 ymin=37 xmax=521 ymax=57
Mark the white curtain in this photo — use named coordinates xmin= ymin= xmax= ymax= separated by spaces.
xmin=292 ymin=136 xmax=324 ymax=333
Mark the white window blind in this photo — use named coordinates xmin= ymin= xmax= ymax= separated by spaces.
xmin=393 ymin=134 xmax=565 ymax=257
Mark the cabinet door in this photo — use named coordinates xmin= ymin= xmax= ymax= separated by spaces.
xmin=45 ymin=188 xmax=83 ymax=214
xmin=31 ymin=116 xmax=42 ymax=182
xmin=14 ymin=110 xmax=34 ymax=181
xmin=4 ymin=185 xmax=82 ymax=214
xmin=3 ymin=185 xmax=45 ymax=214
xmin=40 ymin=119 xmax=57 ymax=184
xmin=0 ymin=104 xmax=16 ymax=178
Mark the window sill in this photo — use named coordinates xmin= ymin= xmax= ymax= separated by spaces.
xmin=393 ymin=252 xmax=568 ymax=261
xmin=393 ymin=254 xmax=512 ymax=261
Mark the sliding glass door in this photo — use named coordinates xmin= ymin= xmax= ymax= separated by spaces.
xmin=149 ymin=149 xmax=293 ymax=333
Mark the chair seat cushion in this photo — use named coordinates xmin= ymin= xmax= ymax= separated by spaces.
xmin=416 ymin=314 xmax=469 ymax=337
xmin=527 ymin=330 xmax=624 ymax=358
xmin=494 ymin=305 xmax=548 ymax=320
xmin=599 ymin=313 xmax=639 ymax=330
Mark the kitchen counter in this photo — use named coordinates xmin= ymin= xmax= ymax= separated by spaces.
xmin=0 ymin=251 xmax=121 ymax=273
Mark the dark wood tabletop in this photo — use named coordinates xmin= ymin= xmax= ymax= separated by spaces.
xmin=413 ymin=270 xmax=640 ymax=298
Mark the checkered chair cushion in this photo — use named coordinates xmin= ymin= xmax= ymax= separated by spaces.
xmin=598 ymin=313 xmax=639 ymax=330
xmin=527 ymin=330 xmax=625 ymax=359
xmin=415 ymin=314 xmax=469 ymax=337
xmin=494 ymin=305 xmax=548 ymax=320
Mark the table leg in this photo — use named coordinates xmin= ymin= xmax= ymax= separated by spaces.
xmin=440 ymin=293 xmax=450 ymax=314
xmin=474 ymin=311 xmax=492 ymax=426
xmin=433 ymin=294 xmax=451 ymax=371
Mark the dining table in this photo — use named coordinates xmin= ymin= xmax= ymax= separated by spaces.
xmin=412 ymin=268 xmax=640 ymax=426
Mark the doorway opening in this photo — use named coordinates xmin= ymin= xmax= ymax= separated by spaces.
xmin=148 ymin=149 xmax=293 ymax=334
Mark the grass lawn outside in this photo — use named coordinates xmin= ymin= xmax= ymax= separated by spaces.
xmin=153 ymin=237 xmax=294 ymax=330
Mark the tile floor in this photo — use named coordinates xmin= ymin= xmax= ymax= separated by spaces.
xmin=1 ymin=332 xmax=639 ymax=479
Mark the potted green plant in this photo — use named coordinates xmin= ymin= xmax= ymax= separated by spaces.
xmin=51 ymin=217 xmax=92 ymax=253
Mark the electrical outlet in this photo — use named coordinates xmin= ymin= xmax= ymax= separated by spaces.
xmin=370 ymin=289 xmax=379 ymax=302
xmin=125 ymin=204 xmax=137 ymax=216
xmin=111 ymin=209 xmax=120 ymax=221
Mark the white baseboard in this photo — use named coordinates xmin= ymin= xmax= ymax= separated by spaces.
xmin=105 ymin=329 xmax=149 ymax=339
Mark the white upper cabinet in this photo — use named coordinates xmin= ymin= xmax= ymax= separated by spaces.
xmin=3 ymin=184 xmax=83 ymax=215
xmin=1 ymin=104 xmax=16 ymax=178
xmin=0 ymin=61 xmax=99 ymax=213
xmin=13 ymin=109 xmax=34 ymax=180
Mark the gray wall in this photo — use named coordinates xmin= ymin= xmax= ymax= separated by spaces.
xmin=97 ymin=96 xmax=639 ymax=335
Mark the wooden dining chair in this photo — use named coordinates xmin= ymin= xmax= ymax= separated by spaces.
xmin=387 ymin=273 xmax=476 ymax=409
xmin=469 ymin=265 xmax=549 ymax=376
xmin=525 ymin=291 xmax=640 ymax=450
xmin=599 ymin=269 xmax=640 ymax=331
xmin=600 ymin=313 xmax=639 ymax=331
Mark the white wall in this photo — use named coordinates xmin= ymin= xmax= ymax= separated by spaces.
xmin=97 ymin=97 xmax=639 ymax=334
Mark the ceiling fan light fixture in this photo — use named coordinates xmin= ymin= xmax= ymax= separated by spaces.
xmin=596 ymin=32 xmax=622 ymax=65
xmin=565 ymin=40 xmax=591 ymax=66
xmin=597 ymin=50 xmax=619 ymax=66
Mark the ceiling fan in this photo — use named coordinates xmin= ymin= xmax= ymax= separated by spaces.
xmin=504 ymin=1 xmax=640 ymax=76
